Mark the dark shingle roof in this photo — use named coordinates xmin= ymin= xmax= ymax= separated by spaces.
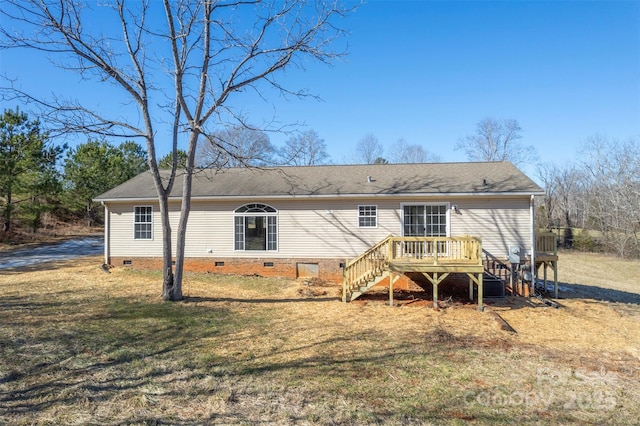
xmin=95 ymin=161 xmax=543 ymax=201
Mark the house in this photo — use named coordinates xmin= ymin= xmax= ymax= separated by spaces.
xmin=95 ymin=161 xmax=556 ymax=308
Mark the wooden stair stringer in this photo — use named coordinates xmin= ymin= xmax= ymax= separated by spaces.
xmin=348 ymin=268 xmax=389 ymax=301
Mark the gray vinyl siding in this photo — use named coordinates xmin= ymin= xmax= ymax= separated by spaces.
xmin=105 ymin=196 xmax=532 ymax=261
xmin=275 ymin=199 xmax=398 ymax=258
xmin=107 ymin=202 xmax=165 ymax=257
xmin=184 ymin=200 xmax=234 ymax=257
xmin=449 ymin=197 xmax=532 ymax=259
xmin=184 ymin=198 xmax=398 ymax=259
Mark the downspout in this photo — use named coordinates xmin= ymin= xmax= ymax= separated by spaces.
xmin=102 ymin=202 xmax=110 ymax=265
xmin=530 ymin=195 xmax=536 ymax=297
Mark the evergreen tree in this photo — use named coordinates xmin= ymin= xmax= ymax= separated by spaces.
xmin=64 ymin=140 xmax=147 ymax=226
xmin=0 ymin=108 xmax=64 ymax=234
xmin=158 ymin=150 xmax=188 ymax=169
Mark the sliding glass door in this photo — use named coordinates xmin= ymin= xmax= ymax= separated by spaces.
xmin=402 ymin=204 xmax=448 ymax=237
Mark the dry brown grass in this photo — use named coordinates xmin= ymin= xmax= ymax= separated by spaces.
xmin=1 ymin=251 xmax=639 ymax=425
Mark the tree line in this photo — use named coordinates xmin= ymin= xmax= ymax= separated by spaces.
xmin=537 ymin=135 xmax=640 ymax=259
xmin=0 ymin=107 xmax=443 ymax=237
xmin=3 ymin=106 xmax=638 ymax=260
xmin=0 ymin=108 xmax=147 ymax=234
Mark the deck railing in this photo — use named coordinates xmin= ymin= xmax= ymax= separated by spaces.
xmin=536 ymin=232 xmax=558 ymax=256
xmin=343 ymin=235 xmax=392 ymax=295
xmin=388 ymin=236 xmax=482 ymax=265
xmin=343 ymin=236 xmax=483 ymax=300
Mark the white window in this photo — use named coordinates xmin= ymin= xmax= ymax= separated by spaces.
xmin=402 ymin=203 xmax=449 ymax=237
xmin=358 ymin=205 xmax=377 ymax=227
xmin=134 ymin=206 xmax=153 ymax=240
xmin=234 ymin=203 xmax=277 ymax=251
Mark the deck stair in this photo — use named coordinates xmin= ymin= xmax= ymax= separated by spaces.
xmin=342 ymin=235 xmax=392 ymax=302
xmin=343 ymin=235 xmax=485 ymax=309
xmin=347 ymin=270 xmax=388 ymax=301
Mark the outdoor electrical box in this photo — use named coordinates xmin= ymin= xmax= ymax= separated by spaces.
xmin=508 ymin=245 xmax=521 ymax=264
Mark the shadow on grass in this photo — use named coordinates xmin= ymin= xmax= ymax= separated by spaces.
xmin=0 ymin=285 xmax=506 ymax=424
xmin=2 ymin=288 xmax=636 ymax=425
xmin=552 ymin=281 xmax=640 ymax=305
xmin=183 ymin=295 xmax=340 ymax=304
xmin=0 ymin=296 xmax=238 ymax=419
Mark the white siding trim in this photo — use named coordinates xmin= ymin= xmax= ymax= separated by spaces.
xmin=133 ymin=205 xmax=154 ymax=241
xmin=357 ymin=204 xmax=378 ymax=228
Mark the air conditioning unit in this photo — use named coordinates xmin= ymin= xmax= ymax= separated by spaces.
xmin=483 ymin=273 xmax=505 ymax=298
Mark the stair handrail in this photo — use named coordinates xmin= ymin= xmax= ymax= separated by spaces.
xmin=343 ymin=235 xmax=393 ymax=300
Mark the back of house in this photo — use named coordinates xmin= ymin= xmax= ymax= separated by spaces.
xmin=94 ymin=161 xmax=544 ymax=284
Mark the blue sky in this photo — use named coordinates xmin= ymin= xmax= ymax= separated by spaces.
xmin=1 ymin=0 xmax=639 ymax=178
xmin=275 ymin=0 xmax=640 ymax=172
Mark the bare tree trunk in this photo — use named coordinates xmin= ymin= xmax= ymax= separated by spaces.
xmin=172 ymin=132 xmax=199 ymax=301
xmin=1 ymin=0 xmax=350 ymax=298
xmin=173 ymin=171 xmax=192 ymax=301
xmin=86 ymin=200 xmax=94 ymax=228
xmin=159 ymin=191 xmax=176 ymax=301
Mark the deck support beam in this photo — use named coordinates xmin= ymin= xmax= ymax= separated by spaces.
xmin=421 ymin=272 xmax=449 ymax=309
xmin=466 ymin=272 xmax=484 ymax=311
xmin=478 ymin=272 xmax=483 ymax=311
xmin=342 ymin=261 xmax=347 ymax=303
xmin=544 ymin=261 xmax=559 ymax=299
xmin=434 ymin=278 xmax=438 ymax=309
xmin=388 ymin=272 xmax=400 ymax=306
xmin=469 ymin=275 xmax=473 ymax=301
xmin=535 ymin=259 xmax=559 ymax=299
xmin=553 ymin=261 xmax=558 ymax=299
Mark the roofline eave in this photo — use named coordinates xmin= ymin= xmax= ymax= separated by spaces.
xmin=94 ymin=190 xmax=545 ymax=203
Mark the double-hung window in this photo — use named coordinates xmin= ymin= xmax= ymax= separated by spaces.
xmin=358 ymin=205 xmax=377 ymax=228
xmin=234 ymin=203 xmax=278 ymax=251
xmin=134 ymin=206 xmax=153 ymax=240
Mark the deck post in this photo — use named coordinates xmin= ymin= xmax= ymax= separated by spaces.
xmin=388 ymin=271 xmax=394 ymax=307
xmin=469 ymin=275 xmax=473 ymax=301
xmin=477 ymin=272 xmax=483 ymax=311
xmin=342 ymin=260 xmax=348 ymax=303
xmin=433 ymin=273 xmax=438 ymax=309
xmin=553 ymin=261 xmax=558 ymax=299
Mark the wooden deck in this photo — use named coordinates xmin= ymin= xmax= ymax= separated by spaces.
xmin=343 ymin=233 xmax=560 ymax=308
xmin=534 ymin=232 xmax=559 ymax=297
xmin=343 ymin=236 xmax=485 ymax=310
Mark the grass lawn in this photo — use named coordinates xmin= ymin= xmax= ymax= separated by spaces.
xmin=1 ymin=251 xmax=639 ymax=425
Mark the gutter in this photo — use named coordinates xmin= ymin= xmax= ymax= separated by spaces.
xmin=530 ymin=194 xmax=536 ymax=297
xmin=94 ymin=191 xmax=546 ymax=204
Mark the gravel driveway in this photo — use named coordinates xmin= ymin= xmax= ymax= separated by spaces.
xmin=0 ymin=236 xmax=104 ymax=270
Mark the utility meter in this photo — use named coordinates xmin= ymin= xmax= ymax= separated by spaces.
xmin=508 ymin=245 xmax=521 ymax=264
